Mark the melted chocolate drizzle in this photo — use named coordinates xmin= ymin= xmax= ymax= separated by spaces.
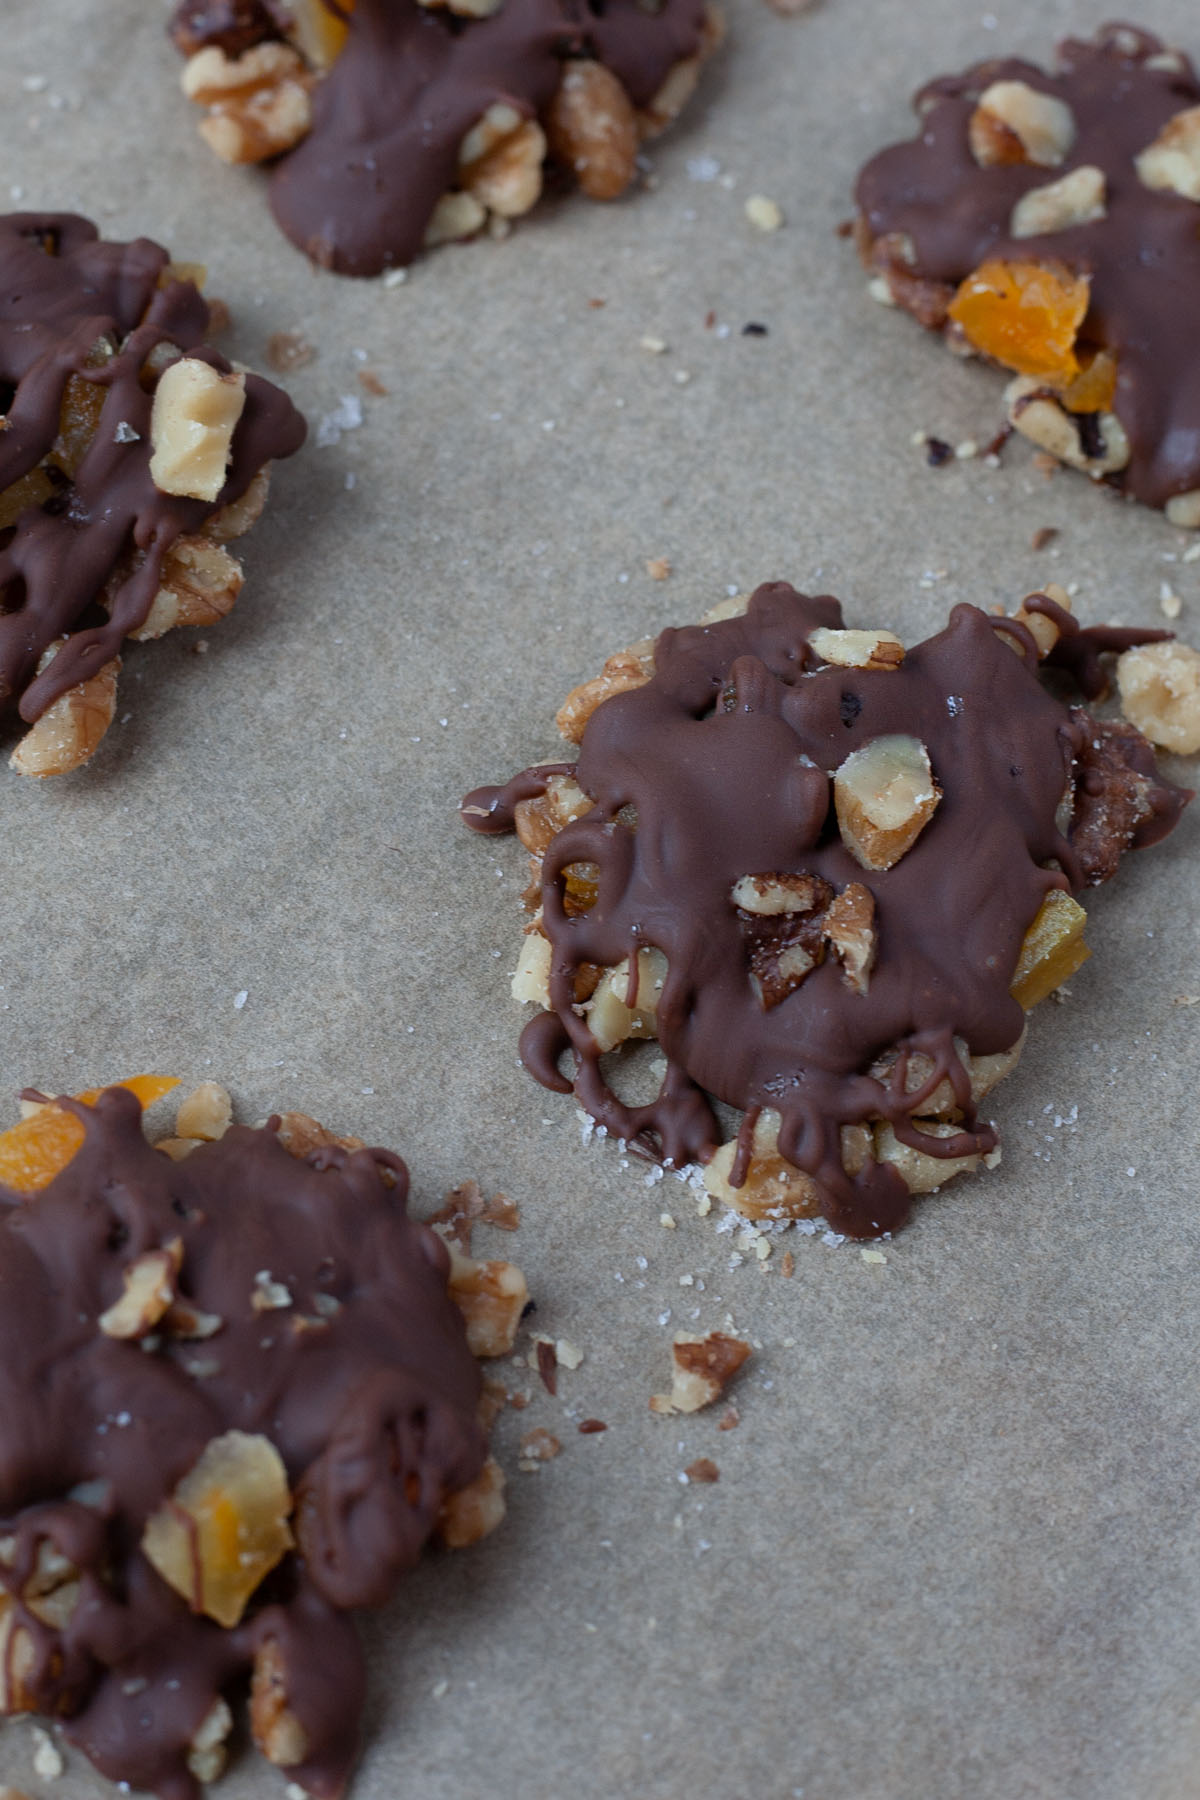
xmin=854 ymin=24 xmax=1200 ymax=511
xmin=0 ymin=1088 xmax=483 ymax=1799
xmin=463 ymin=584 xmax=1189 ymax=1237
xmin=0 ymin=214 xmax=305 ymax=726
xmin=174 ymin=0 xmax=709 ymax=276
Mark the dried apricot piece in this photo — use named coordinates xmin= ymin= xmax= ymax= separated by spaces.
xmin=948 ymin=259 xmax=1090 ymax=386
xmin=1060 ymin=348 xmax=1117 ymax=414
xmin=286 ymin=0 xmax=352 ymax=69
xmin=1010 ymin=889 xmax=1090 ymax=1008
xmin=49 ymin=337 xmax=115 ymax=481
xmin=0 ymin=1077 xmax=179 ymax=1195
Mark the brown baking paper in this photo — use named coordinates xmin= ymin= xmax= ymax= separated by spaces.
xmin=2 ymin=2 xmax=1199 ymax=1797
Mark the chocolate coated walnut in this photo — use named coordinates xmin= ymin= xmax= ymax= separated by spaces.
xmin=463 ymin=584 xmax=1190 ymax=1237
xmin=854 ymin=24 xmax=1200 ymax=520
xmin=0 ymin=1083 xmax=521 ymax=1798
xmin=0 ymin=214 xmax=305 ymax=776
xmin=170 ymin=0 xmax=724 ymax=275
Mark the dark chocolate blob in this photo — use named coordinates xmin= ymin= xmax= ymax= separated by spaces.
xmin=463 ymin=584 xmax=1189 ymax=1237
xmin=0 ymin=214 xmax=305 ymax=726
xmin=176 ymin=0 xmax=709 ymax=276
xmin=0 ymin=1087 xmax=483 ymax=1800
xmin=854 ymin=24 xmax=1200 ymax=511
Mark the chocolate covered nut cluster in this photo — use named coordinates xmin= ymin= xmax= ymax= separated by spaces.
xmin=854 ymin=24 xmax=1200 ymax=522
xmin=463 ymin=583 xmax=1191 ymax=1239
xmin=0 ymin=215 xmax=305 ymax=777
xmin=0 ymin=1081 xmax=524 ymax=1798
xmin=170 ymin=0 xmax=724 ymax=275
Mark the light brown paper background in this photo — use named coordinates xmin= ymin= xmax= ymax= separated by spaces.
xmin=2 ymin=2 xmax=1199 ymax=1797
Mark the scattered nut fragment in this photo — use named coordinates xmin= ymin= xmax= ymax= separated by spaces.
xmin=182 ymin=43 xmax=313 ymax=164
xmin=149 ymin=357 xmax=246 ymax=503
xmin=98 ymin=1239 xmax=183 ymax=1340
xmin=141 ymin=1430 xmax=294 ymax=1628
xmin=0 ymin=1603 xmax=36 ymax=1712
xmin=704 ymin=1108 xmax=867 ymax=1221
xmin=745 ymin=194 xmax=784 ymax=232
xmin=518 ymin=1427 xmax=561 ymax=1468
xmin=463 ymin=117 xmax=546 ymax=218
xmin=175 ymin=1081 xmax=234 ymax=1142
xmin=1165 ymin=490 xmax=1200 ymax=530
xmin=250 ymin=1641 xmax=307 ymax=1769
xmin=731 ymin=872 xmax=825 ymax=916
xmin=512 ymin=931 xmax=552 ymax=1006
xmin=808 ymin=626 xmax=904 ymax=670
xmin=251 ymin=1270 xmax=293 ymax=1312
xmin=1010 ymin=164 xmax=1106 ymax=238
xmin=646 ymin=557 xmax=672 ymax=581
xmin=834 ymin=734 xmax=940 ymax=871
xmin=650 ymin=1331 xmax=751 ymax=1416
xmin=423 ymin=191 xmax=487 ymax=248
xmin=126 ymin=536 xmax=244 ymax=641
xmin=684 ymin=1457 xmax=720 ymax=1483
xmin=586 ymin=947 xmax=668 ymax=1052
xmin=1117 ymin=640 xmax=1200 ymax=754
xmin=436 ymin=1456 xmax=507 ymax=1548
xmin=266 ymin=329 xmax=316 ymax=373
xmin=1135 ymin=105 xmax=1200 ymax=201
xmin=9 ymin=649 xmax=119 ymax=778
xmin=968 ymin=80 xmax=1076 ymax=168
xmin=1004 ymin=375 xmax=1130 ymax=477
xmin=545 ymin=61 xmax=638 ymax=201
xmin=997 ymin=580 xmax=1073 ymax=659
xmin=445 ymin=1240 xmax=528 ymax=1357
xmin=823 ymin=883 xmax=877 ymax=995
xmin=273 ymin=1111 xmax=365 ymax=1159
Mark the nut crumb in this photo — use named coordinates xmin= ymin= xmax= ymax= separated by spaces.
xmin=578 ymin=1419 xmax=608 ymax=1434
xmin=265 ymin=330 xmax=315 ymax=373
xmin=357 ymin=369 xmax=388 ymax=397
xmin=31 ymin=1725 xmax=64 ymax=1779
xmin=716 ymin=1405 xmax=740 ymax=1431
xmin=535 ymin=1337 xmax=558 ymax=1395
xmin=779 ymin=1250 xmax=795 ymax=1279
xmin=650 ymin=1330 xmax=751 ymax=1416
xmin=519 ymin=1427 xmax=561 ymax=1465
xmin=745 ymin=194 xmax=784 ymax=232
xmin=684 ymin=1457 xmax=720 ymax=1483
xmin=1031 ymin=526 xmax=1059 ymax=551
xmin=646 ymin=557 xmax=671 ymax=581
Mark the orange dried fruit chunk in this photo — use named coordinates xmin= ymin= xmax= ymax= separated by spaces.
xmin=1060 ymin=348 xmax=1117 ymax=414
xmin=287 ymin=0 xmax=353 ymax=68
xmin=50 ymin=336 xmax=115 ymax=480
xmin=1010 ymin=889 xmax=1090 ymax=1009
xmin=0 ymin=467 xmax=55 ymax=532
xmin=948 ymin=259 xmax=1090 ymax=386
xmin=0 ymin=1076 xmax=179 ymax=1196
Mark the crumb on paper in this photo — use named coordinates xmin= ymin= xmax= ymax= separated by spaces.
xmin=650 ymin=1330 xmax=752 ymax=1416
xmin=30 ymin=1727 xmax=63 ymax=1779
xmin=684 ymin=1457 xmax=720 ymax=1483
xmin=578 ymin=1418 xmax=608 ymax=1434
xmin=745 ymin=194 xmax=784 ymax=232
xmin=1031 ymin=526 xmax=1059 ymax=551
xmin=266 ymin=330 xmax=315 ymax=373
xmin=646 ymin=557 xmax=671 ymax=581
xmin=518 ymin=1427 xmax=561 ymax=1470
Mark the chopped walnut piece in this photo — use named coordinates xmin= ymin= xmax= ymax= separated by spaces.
xmin=175 ymin=1082 xmax=234 ymax=1142
xmin=639 ymin=3 xmax=725 ymax=138
xmin=518 ymin=1427 xmax=561 ymax=1465
xmin=208 ymin=466 xmax=270 ymax=543
xmin=187 ymin=1697 xmax=234 ymax=1784
xmin=704 ymin=1109 xmax=870 ymax=1222
xmin=266 ymin=330 xmax=316 ymax=374
xmin=1135 ymin=105 xmax=1200 ymax=202
xmin=273 ymin=1112 xmax=365 ymax=1159
xmin=731 ymin=872 xmax=826 ymax=916
xmin=808 ymin=626 xmax=904 ymax=670
xmin=10 ymin=647 xmax=120 ymax=778
xmin=968 ymin=80 xmax=1076 ymax=169
xmin=1004 ymin=581 xmax=1073 ymax=659
xmin=834 ymin=734 xmax=940 ymax=871
xmin=685 ymin=1457 xmax=720 ymax=1484
xmin=141 ymin=1430 xmax=294 ymax=1628
xmin=445 ymin=1241 xmax=528 ymax=1357
xmin=149 ymin=357 xmax=246 ymax=504
xmin=823 ymin=883 xmax=877 ymax=995
xmin=556 ymin=640 xmax=656 ymax=743
xmin=125 ymin=536 xmax=244 ymax=641
xmin=514 ymin=772 xmax=594 ymax=856
xmin=546 ymin=61 xmax=639 ymax=201
xmin=650 ymin=1331 xmax=751 ymax=1416
xmin=512 ymin=930 xmax=552 ymax=1006
xmin=1069 ymin=718 xmax=1165 ymax=884
xmin=1004 ymin=376 xmax=1130 ymax=478
xmin=1116 ymin=640 xmax=1200 ymax=755
xmin=586 ymin=946 xmax=669 ymax=1051
xmin=1166 ymin=490 xmax=1200 ymax=529
xmin=462 ymin=115 xmax=547 ymax=219
xmin=436 ymin=1455 xmax=507 ymax=1547
xmin=423 ymin=191 xmax=487 ymax=248
xmin=1011 ymin=165 xmax=1106 ymax=238
xmin=182 ymin=43 xmax=313 ymax=165
xmin=872 ymin=1119 xmax=990 ymax=1193
xmin=0 ymin=1604 xmax=37 ymax=1712
xmin=250 ymin=1640 xmax=308 ymax=1769
xmin=98 ymin=1240 xmax=183 ymax=1340
xmin=535 ymin=1338 xmax=558 ymax=1395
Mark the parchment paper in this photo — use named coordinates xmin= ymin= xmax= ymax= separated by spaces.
xmin=2 ymin=3 xmax=1199 ymax=1797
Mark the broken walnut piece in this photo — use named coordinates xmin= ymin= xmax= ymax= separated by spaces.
xmin=181 ymin=42 xmax=314 ymax=165
xmin=1004 ymin=375 xmax=1130 ymax=478
xmin=1117 ymin=639 xmax=1200 ymax=756
xmin=823 ymin=882 xmax=876 ymax=994
xmin=140 ymin=1429 xmax=294 ymax=1629
xmin=808 ymin=626 xmax=904 ymax=671
xmin=436 ymin=1455 xmax=507 ymax=1548
xmin=968 ymin=79 xmax=1076 ymax=169
xmin=98 ymin=1238 xmax=183 ymax=1340
xmin=833 ymin=734 xmax=940 ymax=871
xmin=9 ymin=647 xmax=119 ymax=779
xmin=545 ymin=61 xmax=639 ymax=202
xmin=187 ymin=1698 xmax=234 ymax=1784
xmin=650 ymin=1331 xmax=752 ymax=1416
xmin=444 ymin=1239 xmax=529 ymax=1358
xmin=149 ymin=356 xmax=247 ymax=503
xmin=1011 ymin=165 xmax=1107 ymax=239
xmin=249 ymin=1639 xmax=308 ymax=1769
xmin=556 ymin=639 xmax=656 ymax=744
xmin=1135 ymin=105 xmax=1200 ymax=202
xmin=461 ymin=111 xmax=547 ymax=219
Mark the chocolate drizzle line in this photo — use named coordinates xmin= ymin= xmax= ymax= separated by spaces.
xmin=0 ymin=1088 xmax=483 ymax=1799
xmin=0 ymin=214 xmax=305 ymax=726
xmin=174 ymin=0 xmax=709 ymax=276
xmin=854 ymin=24 xmax=1200 ymax=511
xmin=463 ymin=584 xmax=1189 ymax=1238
